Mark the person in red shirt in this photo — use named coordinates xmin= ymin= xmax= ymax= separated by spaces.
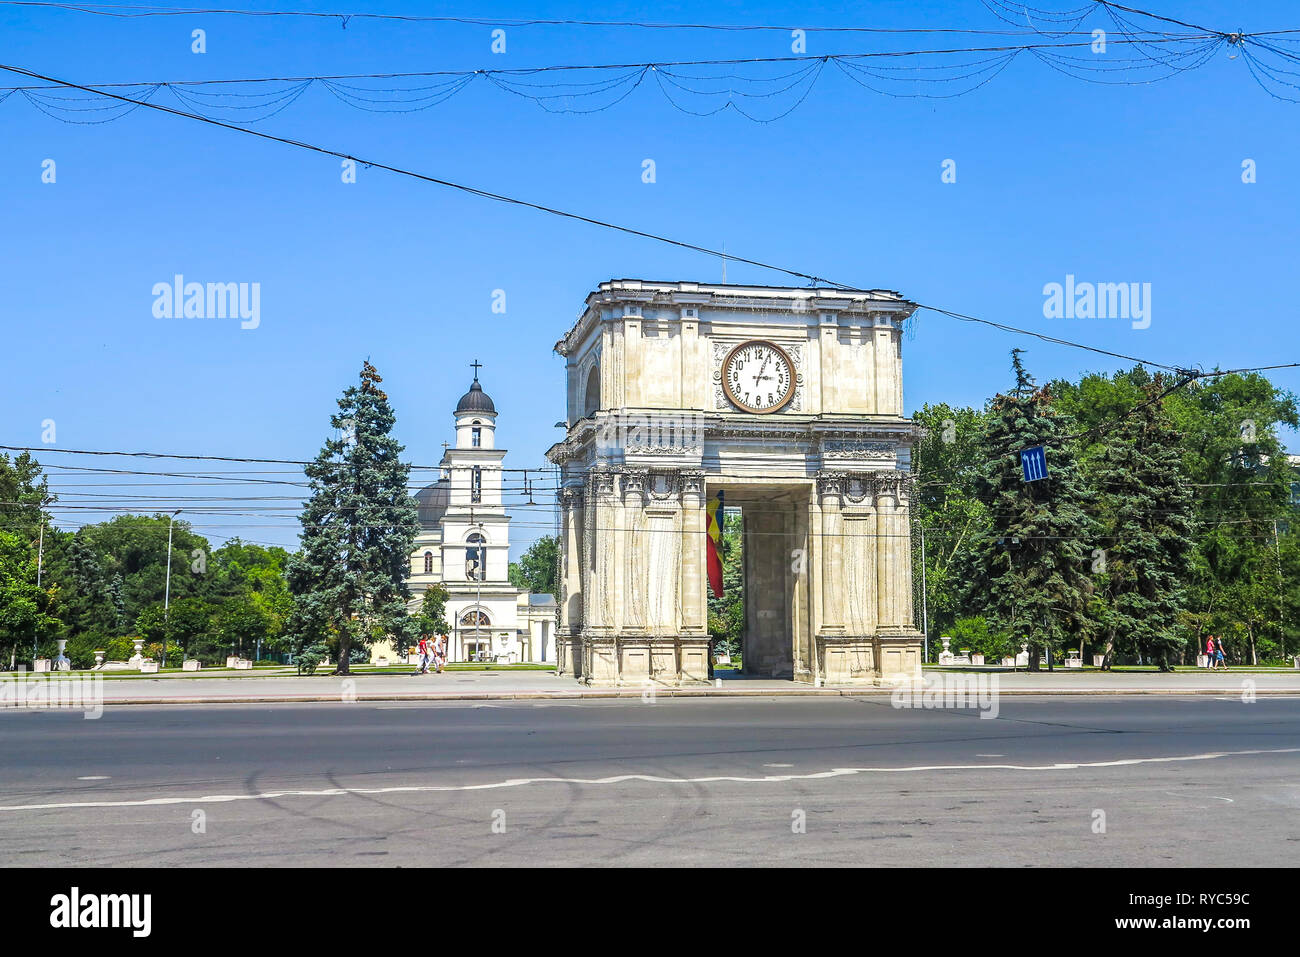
xmin=411 ymin=635 xmax=431 ymax=675
xmin=1205 ymin=635 xmax=1216 ymax=669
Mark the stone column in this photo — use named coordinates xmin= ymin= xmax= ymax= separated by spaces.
xmin=873 ymin=469 xmax=923 ymax=681
xmin=555 ymin=485 xmax=584 ymax=678
xmin=581 ymin=468 xmax=621 ymax=685
xmin=679 ymin=471 xmax=707 ymax=635
xmin=815 ymin=472 xmax=845 ymax=636
xmin=677 ymin=470 xmax=710 ymax=682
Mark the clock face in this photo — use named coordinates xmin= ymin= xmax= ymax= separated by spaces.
xmin=722 ymin=340 xmax=795 ymax=413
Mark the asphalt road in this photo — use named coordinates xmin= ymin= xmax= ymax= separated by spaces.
xmin=2 ymin=695 xmax=1297 ymax=866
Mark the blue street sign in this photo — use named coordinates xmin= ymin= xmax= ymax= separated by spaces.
xmin=1020 ymin=445 xmax=1048 ymax=482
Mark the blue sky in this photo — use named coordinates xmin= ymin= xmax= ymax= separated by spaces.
xmin=2 ymin=1 xmax=1297 ymax=556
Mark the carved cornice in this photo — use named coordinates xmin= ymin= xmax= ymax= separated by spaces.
xmin=816 ymin=468 xmax=915 ymax=503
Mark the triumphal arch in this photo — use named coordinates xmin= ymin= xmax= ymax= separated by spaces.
xmin=546 ymin=280 xmax=924 ymax=687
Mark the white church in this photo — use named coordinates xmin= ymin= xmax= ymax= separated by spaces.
xmin=373 ymin=366 xmax=556 ymax=664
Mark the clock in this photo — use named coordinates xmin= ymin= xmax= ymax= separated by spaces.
xmin=721 ymin=340 xmax=796 ymax=413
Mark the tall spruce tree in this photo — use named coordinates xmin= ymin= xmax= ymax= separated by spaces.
xmin=962 ymin=351 xmax=1096 ymax=670
xmin=1089 ymin=378 xmax=1196 ymax=670
xmin=286 ymin=361 xmax=420 ymax=675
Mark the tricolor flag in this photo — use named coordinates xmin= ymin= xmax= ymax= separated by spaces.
xmin=706 ymin=489 xmax=724 ymax=599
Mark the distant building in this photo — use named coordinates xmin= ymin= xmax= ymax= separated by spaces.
xmin=373 ymin=369 xmax=555 ymax=664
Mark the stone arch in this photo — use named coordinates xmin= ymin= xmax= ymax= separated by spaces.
xmin=582 ymin=364 xmax=601 ymax=418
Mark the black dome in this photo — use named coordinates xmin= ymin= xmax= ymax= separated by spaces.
xmin=415 ymin=480 xmax=450 ymax=527
xmin=455 ymin=378 xmax=496 ymax=415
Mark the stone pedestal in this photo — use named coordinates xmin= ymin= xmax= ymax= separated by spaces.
xmin=33 ymin=658 xmax=51 ymax=673
xmin=816 ymin=631 xmax=923 ymax=686
xmin=182 ymin=659 xmax=201 ymax=671
xmin=578 ymin=635 xmax=710 ymax=687
xmin=139 ymin=660 xmax=159 ymax=674
xmin=233 ymin=659 xmax=253 ymax=670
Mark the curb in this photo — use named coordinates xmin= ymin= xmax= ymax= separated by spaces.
xmin=74 ymin=687 xmax=1300 ymax=706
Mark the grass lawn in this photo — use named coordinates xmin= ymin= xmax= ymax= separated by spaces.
xmin=0 ymin=662 xmax=558 ymax=680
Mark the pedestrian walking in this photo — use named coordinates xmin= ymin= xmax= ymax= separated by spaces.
xmin=1205 ymin=635 xmax=1216 ymax=669
xmin=411 ymin=635 xmax=431 ymax=675
xmin=434 ymin=634 xmax=448 ymax=674
xmin=1215 ymin=636 xmax=1227 ymax=670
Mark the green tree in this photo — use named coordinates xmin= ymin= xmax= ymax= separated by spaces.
xmin=0 ymin=530 xmax=61 ymax=668
xmin=707 ymin=510 xmax=744 ymax=659
xmin=1089 ymin=378 xmax=1196 ymax=670
xmin=417 ymin=584 xmax=450 ymax=636
xmin=961 ymin=351 xmax=1096 ymax=670
xmin=0 ymin=451 xmax=54 ymax=542
xmin=508 ymin=535 xmax=559 ymax=595
xmin=286 ymin=361 xmax=421 ymax=675
xmin=61 ymin=532 xmax=118 ymax=636
xmin=911 ymin=402 xmax=991 ymax=655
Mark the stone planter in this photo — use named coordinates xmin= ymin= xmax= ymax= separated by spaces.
xmin=1094 ymin=655 xmax=1107 ymax=667
xmin=182 ymin=659 xmax=201 ymax=671
xmin=93 ymin=651 xmax=105 ymax=670
xmin=971 ymin=653 xmax=985 ymax=666
xmin=138 ymin=660 xmax=160 ymax=674
xmin=1001 ymin=656 xmax=1016 ymax=667
xmin=33 ymin=658 xmax=51 ymax=673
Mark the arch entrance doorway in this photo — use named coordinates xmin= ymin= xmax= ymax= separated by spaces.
xmin=546 ymin=280 xmax=925 ymax=687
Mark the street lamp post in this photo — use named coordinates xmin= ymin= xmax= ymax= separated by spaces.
xmin=162 ymin=509 xmax=181 ymax=668
xmin=917 ymin=520 xmax=929 ymax=664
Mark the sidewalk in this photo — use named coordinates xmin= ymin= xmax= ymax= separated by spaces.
xmin=12 ymin=668 xmax=1300 ymax=706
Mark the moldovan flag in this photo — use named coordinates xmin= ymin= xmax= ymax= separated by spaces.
xmin=706 ymin=490 xmax=724 ymax=598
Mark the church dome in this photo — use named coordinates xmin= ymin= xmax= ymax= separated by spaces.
xmin=455 ymin=377 xmax=496 ymax=415
xmin=415 ymin=480 xmax=450 ymax=527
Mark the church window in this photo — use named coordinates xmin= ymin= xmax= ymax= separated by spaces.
xmin=423 ymin=551 xmax=434 ymax=575
xmin=460 ymin=609 xmax=490 ymax=627
xmin=466 ymin=533 xmax=486 ymax=581
xmin=471 ymin=466 xmax=482 ymax=503
xmin=472 ymin=426 xmax=481 ymax=448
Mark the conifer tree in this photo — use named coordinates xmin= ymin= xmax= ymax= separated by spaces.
xmin=1090 ymin=378 xmax=1196 ymax=670
xmin=961 ymin=351 xmax=1096 ymax=670
xmin=287 ymin=361 xmax=421 ymax=675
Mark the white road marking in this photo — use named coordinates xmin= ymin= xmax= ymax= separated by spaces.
xmin=763 ymin=763 xmax=793 ymax=768
xmin=76 ymin=776 xmax=109 ymax=781
xmin=2 ymin=747 xmax=1295 ymax=815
